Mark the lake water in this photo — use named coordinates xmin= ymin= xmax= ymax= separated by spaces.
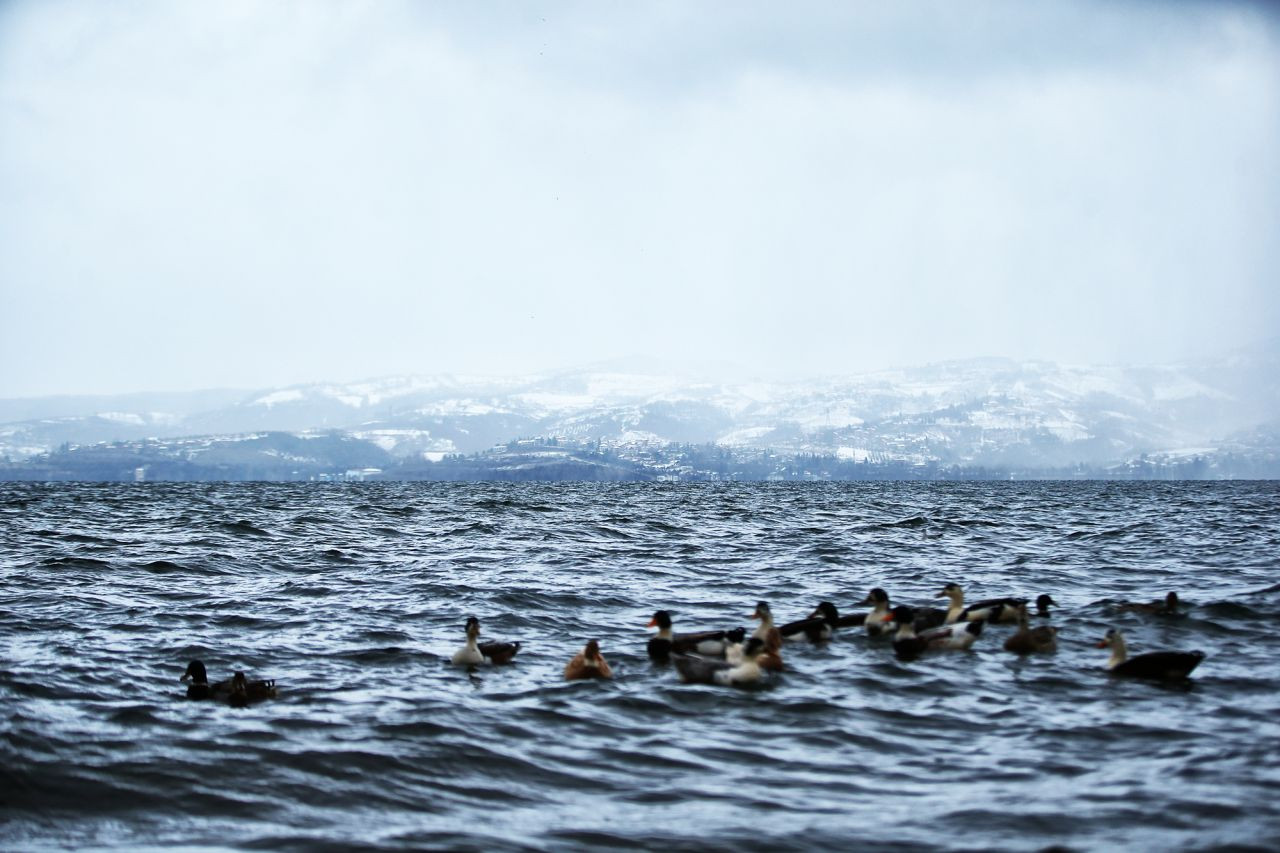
xmin=2 ymin=481 xmax=1278 ymax=851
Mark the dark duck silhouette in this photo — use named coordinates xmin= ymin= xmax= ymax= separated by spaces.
xmin=227 ymin=671 xmax=278 ymax=707
xmin=182 ymin=660 xmax=275 ymax=704
xmin=1097 ymin=629 xmax=1204 ymax=680
xmin=1032 ymin=594 xmax=1057 ymax=617
xmin=181 ymin=660 xmax=225 ymax=699
xmin=1116 ymin=592 xmax=1182 ymax=616
xmin=452 ymin=616 xmax=521 ymax=666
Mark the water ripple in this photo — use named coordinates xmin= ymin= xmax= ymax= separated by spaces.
xmin=1 ymin=481 xmax=1278 ymax=850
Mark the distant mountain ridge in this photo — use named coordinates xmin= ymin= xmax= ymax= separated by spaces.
xmin=2 ymin=344 xmax=1277 ymax=475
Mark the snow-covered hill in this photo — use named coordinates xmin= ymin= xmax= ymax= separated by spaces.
xmin=2 ymin=344 xmax=1276 ymax=469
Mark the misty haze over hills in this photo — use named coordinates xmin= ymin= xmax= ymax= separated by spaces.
xmin=1 ymin=342 xmax=1276 ymax=480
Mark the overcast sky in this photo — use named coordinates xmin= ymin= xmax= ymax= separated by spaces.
xmin=1 ymin=0 xmax=1277 ymax=397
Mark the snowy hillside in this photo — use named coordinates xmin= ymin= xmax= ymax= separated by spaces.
xmin=2 ymin=344 xmax=1276 ymax=470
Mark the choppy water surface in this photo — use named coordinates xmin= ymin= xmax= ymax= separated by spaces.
xmin=2 ymin=481 xmax=1279 ymax=851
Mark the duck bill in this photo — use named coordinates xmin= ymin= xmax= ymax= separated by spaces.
xmin=1095 ymin=639 xmax=1108 ymax=648
xmin=646 ymin=618 xmax=657 ymax=628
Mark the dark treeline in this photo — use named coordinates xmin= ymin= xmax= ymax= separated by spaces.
xmin=1 ymin=433 xmax=1275 ymax=482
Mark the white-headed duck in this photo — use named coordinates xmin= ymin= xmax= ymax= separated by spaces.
xmin=452 ymin=616 xmax=521 ymax=666
xmin=1097 ymin=629 xmax=1203 ymax=680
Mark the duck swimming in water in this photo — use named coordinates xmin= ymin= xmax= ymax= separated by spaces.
xmin=564 ymin=640 xmax=613 ymax=681
xmin=1116 ymin=592 xmax=1182 ymax=616
xmin=452 ymin=616 xmax=521 ymax=666
xmin=729 ymin=603 xmax=783 ymax=671
xmin=779 ymin=602 xmax=840 ymax=643
xmin=180 ymin=660 xmax=226 ymax=699
xmin=748 ymin=601 xmax=783 ymax=653
xmin=182 ymin=661 xmax=276 ymax=704
xmin=857 ymin=588 xmax=894 ymax=637
xmin=937 ymin=584 xmax=1026 ymax=624
xmin=227 ymin=671 xmax=278 ymax=707
xmin=937 ymin=583 xmax=972 ymax=625
xmin=966 ymin=594 xmax=1032 ymax=624
xmin=1097 ymin=629 xmax=1203 ymax=680
xmin=884 ymin=605 xmax=984 ymax=660
xmin=646 ymin=610 xmax=745 ymax=662
xmin=673 ymin=637 xmax=767 ymax=687
xmin=1003 ymin=604 xmax=1058 ymax=655
xmin=1032 ymin=594 xmax=1056 ymax=617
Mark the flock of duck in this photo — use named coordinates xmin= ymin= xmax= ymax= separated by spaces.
xmin=180 ymin=586 xmax=1204 ymax=702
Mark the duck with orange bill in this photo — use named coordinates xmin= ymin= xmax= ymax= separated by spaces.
xmin=1097 ymin=628 xmax=1203 ymax=680
xmin=451 ymin=616 xmax=521 ymax=666
xmin=564 ymin=640 xmax=613 ymax=681
xmin=882 ymin=605 xmax=984 ymax=660
xmin=646 ymin=610 xmax=745 ymax=662
xmin=854 ymin=588 xmax=894 ymax=637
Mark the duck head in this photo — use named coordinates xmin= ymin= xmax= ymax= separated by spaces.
xmin=1096 ymin=628 xmax=1124 ymax=649
xmin=464 ymin=616 xmax=481 ymax=639
xmin=741 ymin=637 xmax=765 ymax=660
xmin=938 ymin=583 xmax=963 ymax=602
xmin=1165 ymin=592 xmax=1180 ymax=609
xmin=750 ymin=601 xmax=772 ymax=621
xmin=181 ymin=660 xmax=208 ymax=685
xmin=887 ymin=605 xmax=915 ymax=624
xmin=1035 ymin=594 xmax=1056 ymax=615
xmin=583 ymin=640 xmax=602 ymax=662
xmin=860 ymin=588 xmax=889 ymax=606
xmin=725 ymin=627 xmax=747 ymax=644
xmin=808 ymin=601 xmax=839 ymax=624
xmin=647 ymin=610 xmax=672 ymax=630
